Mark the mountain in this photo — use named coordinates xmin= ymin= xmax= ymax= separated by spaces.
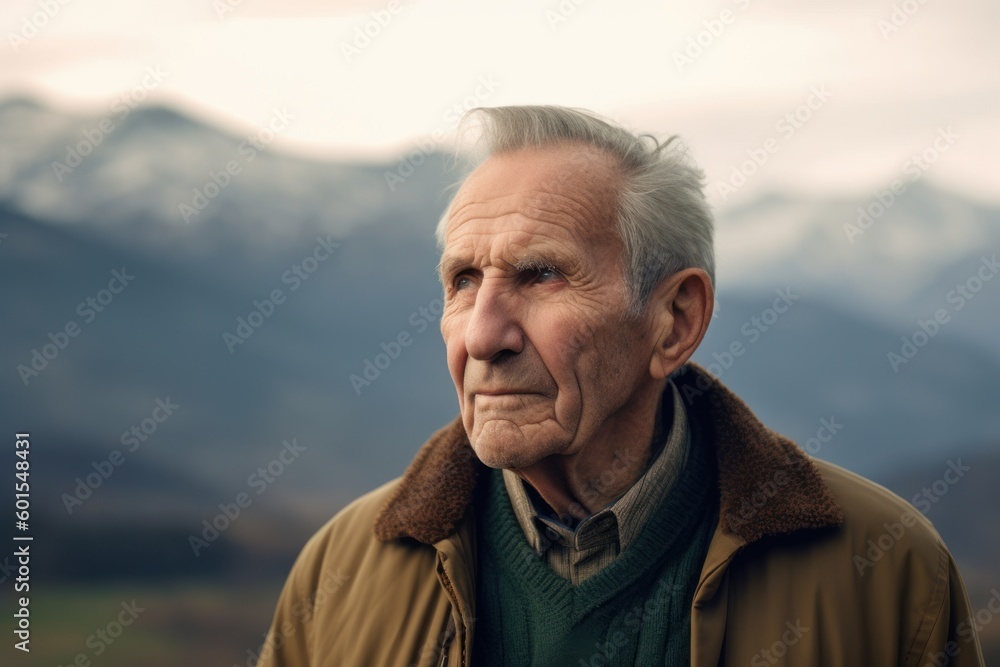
xmin=878 ymin=450 xmax=1000 ymax=596
xmin=0 ymin=95 xmax=453 ymax=257
xmin=715 ymin=184 xmax=1000 ymax=358
xmin=0 ymin=96 xmax=997 ymax=561
xmin=694 ymin=295 xmax=1000 ymax=473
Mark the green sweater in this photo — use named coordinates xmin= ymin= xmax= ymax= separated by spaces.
xmin=471 ymin=424 xmax=719 ymax=667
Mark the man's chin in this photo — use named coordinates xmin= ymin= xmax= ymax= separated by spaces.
xmin=468 ymin=420 xmax=559 ymax=470
xmin=474 ymin=448 xmax=538 ymax=470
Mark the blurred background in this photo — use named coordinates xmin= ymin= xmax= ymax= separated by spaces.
xmin=1 ymin=0 xmax=998 ymax=664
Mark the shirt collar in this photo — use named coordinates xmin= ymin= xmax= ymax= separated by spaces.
xmin=501 ymin=378 xmax=691 ymax=555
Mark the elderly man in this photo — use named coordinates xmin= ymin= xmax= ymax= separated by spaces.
xmin=258 ymin=106 xmax=983 ymax=666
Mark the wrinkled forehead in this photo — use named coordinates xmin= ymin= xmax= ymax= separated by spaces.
xmin=443 ymin=142 xmax=622 ymax=247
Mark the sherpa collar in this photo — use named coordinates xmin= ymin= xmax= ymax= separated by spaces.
xmin=373 ymin=363 xmax=843 ymax=546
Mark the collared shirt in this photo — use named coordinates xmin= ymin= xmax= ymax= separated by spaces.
xmin=501 ymin=379 xmax=691 ymax=585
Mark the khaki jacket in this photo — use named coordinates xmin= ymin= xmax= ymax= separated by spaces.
xmin=258 ymin=364 xmax=985 ymax=666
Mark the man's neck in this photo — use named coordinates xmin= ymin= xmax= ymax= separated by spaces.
xmin=509 ymin=380 xmax=669 ymax=523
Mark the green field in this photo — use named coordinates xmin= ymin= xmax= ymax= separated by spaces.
xmin=7 ymin=580 xmax=284 ymax=667
xmin=8 ymin=579 xmax=999 ymax=665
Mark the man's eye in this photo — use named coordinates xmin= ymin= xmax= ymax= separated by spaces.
xmin=454 ymin=275 xmax=472 ymax=290
xmin=536 ymin=267 xmax=559 ymax=282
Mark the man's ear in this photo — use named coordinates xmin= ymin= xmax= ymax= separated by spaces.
xmin=647 ymin=268 xmax=714 ymax=381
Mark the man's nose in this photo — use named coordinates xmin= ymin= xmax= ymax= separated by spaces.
xmin=464 ymin=280 xmax=524 ymax=361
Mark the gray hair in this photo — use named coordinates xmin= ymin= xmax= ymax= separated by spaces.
xmin=435 ymin=105 xmax=715 ymax=318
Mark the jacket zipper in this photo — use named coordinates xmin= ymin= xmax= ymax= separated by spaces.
xmin=437 ymin=615 xmax=456 ymax=667
xmin=437 ymin=563 xmax=462 ymax=667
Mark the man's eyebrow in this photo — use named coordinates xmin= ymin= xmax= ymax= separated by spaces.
xmin=436 ymin=255 xmax=467 ymax=281
xmin=437 ymin=250 xmax=576 ymax=282
xmin=509 ymin=252 xmax=571 ymax=272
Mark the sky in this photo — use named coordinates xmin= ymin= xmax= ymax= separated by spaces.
xmin=2 ymin=0 xmax=999 ymax=207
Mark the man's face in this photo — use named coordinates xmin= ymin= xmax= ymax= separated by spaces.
xmin=438 ymin=142 xmax=659 ymax=470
